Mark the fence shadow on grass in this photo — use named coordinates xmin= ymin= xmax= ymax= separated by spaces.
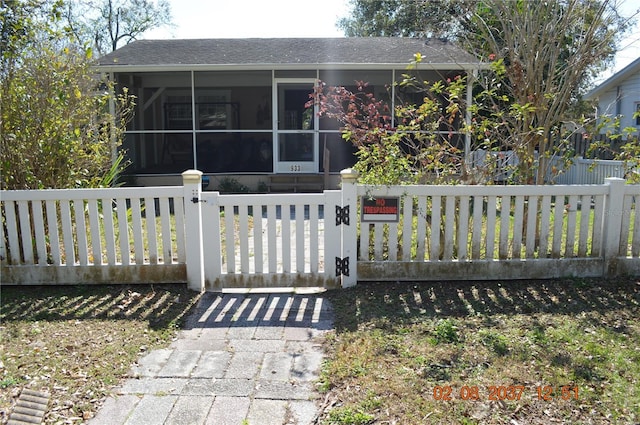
xmin=0 ymin=284 xmax=201 ymax=330
xmin=326 ymin=277 xmax=640 ymax=332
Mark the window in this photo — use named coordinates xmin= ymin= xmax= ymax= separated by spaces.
xmin=635 ymin=102 xmax=640 ymax=126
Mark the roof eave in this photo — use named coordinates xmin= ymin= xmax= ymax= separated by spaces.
xmin=585 ymin=57 xmax=640 ymax=100
xmin=95 ymin=62 xmax=487 ymax=73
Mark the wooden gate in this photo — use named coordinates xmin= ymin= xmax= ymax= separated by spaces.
xmin=200 ymin=191 xmax=342 ymax=290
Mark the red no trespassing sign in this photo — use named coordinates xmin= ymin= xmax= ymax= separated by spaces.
xmin=361 ymin=197 xmax=400 ymax=222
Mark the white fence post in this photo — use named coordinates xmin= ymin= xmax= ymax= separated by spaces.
xmin=340 ymin=168 xmax=359 ymax=287
xmin=182 ymin=170 xmax=205 ymax=291
xmin=603 ymin=177 xmax=625 ymax=275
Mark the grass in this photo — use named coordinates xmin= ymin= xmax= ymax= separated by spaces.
xmin=0 ymin=284 xmax=200 ymax=424
xmin=1 ymin=278 xmax=638 ymax=425
xmin=319 ymin=277 xmax=640 ymax=425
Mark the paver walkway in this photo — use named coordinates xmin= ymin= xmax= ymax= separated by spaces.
xmin=89 ymin=292 xmax=334 ymax=425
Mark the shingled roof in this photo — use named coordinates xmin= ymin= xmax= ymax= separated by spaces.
xmin=97 ymin=37 xmax=481 ymax=71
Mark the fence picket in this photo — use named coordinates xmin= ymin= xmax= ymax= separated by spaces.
xmin=0 ymin=211 xmax=6 ymax=263
xmin=539 ymin=196 xmax=552 ymax=258
xmin=130 ymin=198 xmax=144 ymax=264
xmin=620 ymin=195 xmax=633 ymax=256
xmin=485 ymin=196 xmax=496 ymax=260
xmin=578 ymin=195 xmax=591 ymax=257
xmin=116 ymin=198 xmax=130 ymax=266
xmin=388 ymin=222 xmax=398 ymax=261
xmin=295 ymin=203 xmax=305 ymax=273
xmin=159 ymin=197 xmax=172 ymax=264
xmin=224 ymin=205 xmax=235 ymax=273
xmin=282 ymin=204 xmax=291 ymax=273
xmin=5 ymin=201 xmax=21 ymax=264
xmin=45 ymin=200 xmax=61 ymax=265
xmin=253 ymin=204 xmax=264 ymax=274
xmin=430 ymin=196 xmax=441 ymax=260
xmin=499 ymin=196 xmax=510 ymax=260
xmin=59 ymin=200 xmax=75 ymax=265
xmin=592 ymin=195 xmax=604 ymax=257
xmin=565 ymin=195 xmax=578 ymax=257
xmin=444 ymin=196 xmax=455 ymax=260
xmin=472 ymin=195 xmax=483 ymax=259
xmin=87 ymin=199 xmax=102 ymax=265
xmin=17 ymin=201 xmax=34 ymax=264
xmin=525 ymin=196 xmax=538 ymax=258
xmin=512 ymin=195 xmax=524 ymax=259
xmin=458 ymin=196 xmax=469 ymax=260
xmin=551 ymin=198 xmax=564 ymax=258
xmin=402 ymin=196 xmax=412 ymax=261
xmin=309 ymin=203 xmax=319 ymax=273
xmin=144 ymin=197 xmax=158 ymax=264
xmin=102 ymin=198 xmax=117 ymax=265
xmin=31 ymin=201 xmax=48 ymax=265
xmin=267 ymin=204 xmax=277 ymax=273
xmin=416 ymin=196 xmax=427 ymax=261
xmin=239 ymin=205 xmax=249 ymax=273
xmin=323 ymin=190 xmax=340 ymax=279
xmin=73 ymin=199 xmax=89 ymax=266
xmin=374 ymin=223 xmax=384 ymax=260
xmin=174 ymin=200 xmax=186 ymax=263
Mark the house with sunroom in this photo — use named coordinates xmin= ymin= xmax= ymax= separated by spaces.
xmin=96 ymin=37 xmax=482 ymax=191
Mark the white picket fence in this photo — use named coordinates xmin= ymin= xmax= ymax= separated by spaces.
xmin=0 ymin=186 xmax=188 ymax=284
xmin=1 ymin=171 xmax=639 ymax=290
xmin=355 ymin=180 xmax=640 ymax=281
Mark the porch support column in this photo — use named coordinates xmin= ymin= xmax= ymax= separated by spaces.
xmin=340 ymin=168 xmax=359 ymax=287
xmin=182 ymin=169 xmax=205 ymax=291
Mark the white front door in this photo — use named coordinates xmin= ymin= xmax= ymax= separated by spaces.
xmin=274 ymin=79 xmax=318 ymax=173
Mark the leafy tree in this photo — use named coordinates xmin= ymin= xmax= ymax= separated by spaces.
xmin=1 ymin=0 xmax=134 ymax=190
xmin=62 ymin=0 xmax=173 ymax=56
xmin=463 ymin=0 xmax=630 ymax=183
xmin=338 ymin=0 xmax=633 ymax=184
xmin=338 ymin=0 xmax=472 ymax=38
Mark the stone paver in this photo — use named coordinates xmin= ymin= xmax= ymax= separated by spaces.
xmin=164 ymin=396 xmax=212 ymax=425
xmin=205 ymin=396 xmax=250 ymax=425
xmin=124 ymin=395 xmax=177 ymax=425
xmin=87 ymin=293 xmax=334 ymax=425
xmin=191 ymin=351 xmax=230 ymax=378
xmin=246 ymin=399 xmax=288 ymax=425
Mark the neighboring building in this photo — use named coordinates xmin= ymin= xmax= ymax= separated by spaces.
xmin=97 ymin=38 xmax=481 ymax=190
xmin=586 ymin=57 xmax=640 ymax=137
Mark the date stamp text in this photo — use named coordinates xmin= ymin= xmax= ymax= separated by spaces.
xmin=432 ymin=385 xmax=579 ymax=401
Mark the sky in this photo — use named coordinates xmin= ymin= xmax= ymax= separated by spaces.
xmin=142 ymin=0 xmax=639 ymax=85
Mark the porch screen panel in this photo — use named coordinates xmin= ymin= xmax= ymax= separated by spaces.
xmin=120 ymin=133 xmax=193 ymax=175
xmin=197 ymin=133 xmax=272 ymax=173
